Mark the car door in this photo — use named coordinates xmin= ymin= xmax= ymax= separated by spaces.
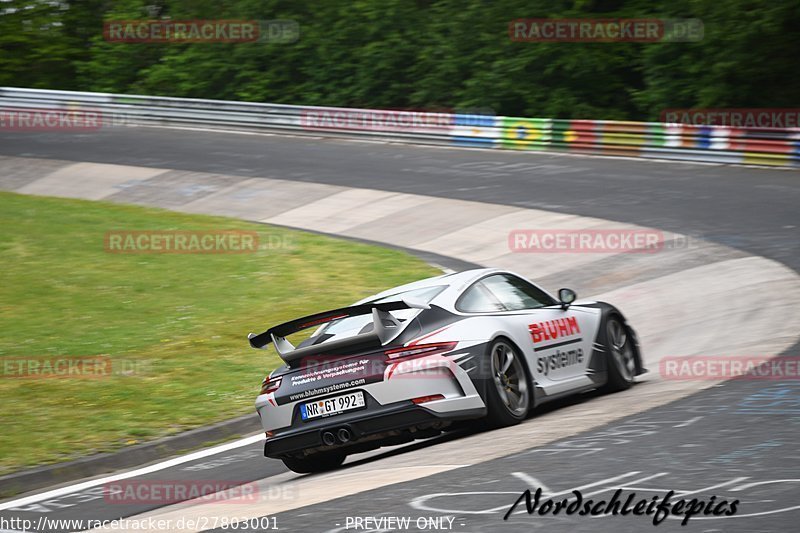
xmin=466 ymin=274 xmax=598 ymax=396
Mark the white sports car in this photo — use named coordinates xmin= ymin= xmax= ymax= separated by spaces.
xmin=249 ymin=268 xmax=644 ymax=473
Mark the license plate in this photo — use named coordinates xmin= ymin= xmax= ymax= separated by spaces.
xmin=300 ymin=391 xmax=365 ymax=421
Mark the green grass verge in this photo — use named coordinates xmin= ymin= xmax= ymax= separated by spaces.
xmin=0 ymin=191 xmax=438 ymax=474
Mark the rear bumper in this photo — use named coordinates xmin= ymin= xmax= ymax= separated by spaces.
xmin=257 ymin=343 xmax=488 ymax=430
xmin=264 ymin=394 xmax=485 ymax=458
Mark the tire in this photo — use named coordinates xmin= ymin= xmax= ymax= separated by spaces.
xmin=484 ymin=339 xmax=531 ymax=427
xmin=281 ymin=451 xmax=346 ymax=474
xmin=603 ymin=316 xmax=636 ymax=392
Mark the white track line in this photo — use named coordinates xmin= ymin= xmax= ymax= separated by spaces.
xmin=0 ymin=434 xmax=264 ymax=511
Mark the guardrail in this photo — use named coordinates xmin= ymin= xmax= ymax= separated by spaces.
xmin=1 ymin=87 xmax=798 ymax=167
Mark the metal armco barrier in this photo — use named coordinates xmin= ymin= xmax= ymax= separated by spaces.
xmin=1 ymin=87 xmax=798 ymax=167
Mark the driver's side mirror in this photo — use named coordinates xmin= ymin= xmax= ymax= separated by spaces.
xmin=558 ymin=288 xmax=577 ymax=310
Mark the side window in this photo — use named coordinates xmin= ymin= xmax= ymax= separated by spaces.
xmin=456 ymin=281 xmax=505 ymax=312
xmin=480 ymin=274 xmax=555 ymax=310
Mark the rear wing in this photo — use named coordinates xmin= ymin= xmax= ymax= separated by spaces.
xmin=247 ymin=297 xmax=430 ymax=363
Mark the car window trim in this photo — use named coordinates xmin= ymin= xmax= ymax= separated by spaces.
xmin=454 ymin=279 xmax=507 ymax=313
xmin=455 ymin=273 xmax=557 ymax=314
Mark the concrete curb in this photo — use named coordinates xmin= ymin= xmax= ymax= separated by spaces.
xmin=0 ymin=414 xmax=260 ymax=499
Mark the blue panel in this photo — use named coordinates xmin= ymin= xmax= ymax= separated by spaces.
xmin=696 ymin=127 xmax=712 ymax=149
xmin=453 ymin=113 xmax=497 ymax=128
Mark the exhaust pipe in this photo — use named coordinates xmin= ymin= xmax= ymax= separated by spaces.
xmin=321 ymin=431 xmax=336 ymax=446
xmin=337 ymin=427 xmax=352 ymax=443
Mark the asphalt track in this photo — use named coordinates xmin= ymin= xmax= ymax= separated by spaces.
xmin=0 ymin=127 xmax=797 ymax=266
xmin=0 ymin=126 xmax=798 ymax=532
xmin=217 ymin=377 xmax=800 ymax=533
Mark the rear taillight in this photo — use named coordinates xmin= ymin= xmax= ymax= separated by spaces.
xmin=385 ymin=341 xmax=457 ymax=361
xmin=260 ymin=376 xmax=281 ymax=395
xmin=412 ymin=394 xmax=445 ymax=404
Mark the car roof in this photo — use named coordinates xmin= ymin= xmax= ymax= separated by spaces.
xmin=354 ymin=267 xmax=502 ymax=306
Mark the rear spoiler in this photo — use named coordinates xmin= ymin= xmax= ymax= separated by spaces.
xmin=247 ymin=297 xmax=430 ymax=363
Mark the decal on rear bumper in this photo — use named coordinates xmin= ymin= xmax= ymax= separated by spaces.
xmin=274 ymin=354 xmax=386 ymax=405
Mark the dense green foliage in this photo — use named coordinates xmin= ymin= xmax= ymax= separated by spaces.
xmin=1 ymin=0 xmax=797 ymax=120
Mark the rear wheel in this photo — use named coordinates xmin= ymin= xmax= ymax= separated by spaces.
xmin=485 ymin=339 xmax=530 ymax=427
xmin=604 ymin=317 xmax=636 ymax=392
xmin=281 ymin=451 xmax=346 ymax=474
